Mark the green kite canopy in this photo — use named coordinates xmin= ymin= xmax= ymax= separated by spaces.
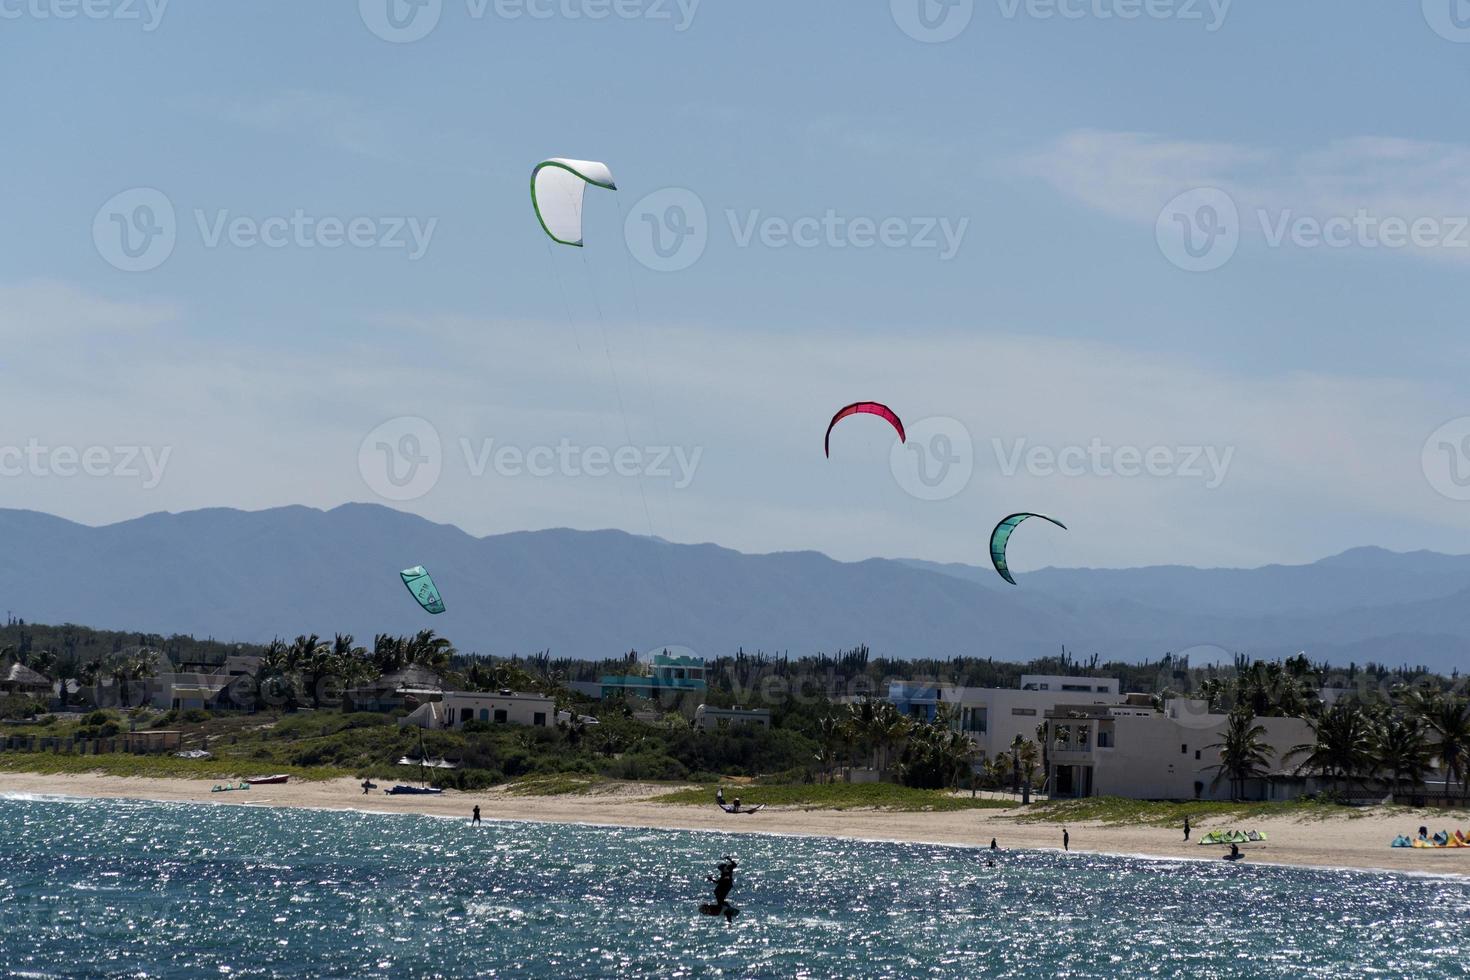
xmin=989 ymin=513 xmax=1067 ymax=586
xmin=400 ymin=566 xmax=446 ymax=615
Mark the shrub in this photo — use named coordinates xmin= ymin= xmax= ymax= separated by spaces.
xmin=603 ymin=752 xmax=688 ymax=782
xmin=181 ymin=709 xmax=209 ymax=724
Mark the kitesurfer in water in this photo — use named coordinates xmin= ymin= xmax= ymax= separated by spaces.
xmin=704 ymin=856 xmax=739 ymax=923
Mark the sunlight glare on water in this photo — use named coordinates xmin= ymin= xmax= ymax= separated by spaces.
xmin=0 ymin=796 xmax=1466 ymax=978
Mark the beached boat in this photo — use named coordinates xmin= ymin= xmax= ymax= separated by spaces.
xmin=245 ymin=774 xmax=289 ymax=786
xmin=386 ymin=785 xmax=444 ymax=796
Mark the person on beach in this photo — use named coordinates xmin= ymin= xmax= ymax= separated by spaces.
xmin=362 ymin=779 xmax=372 ymax=795
xmin=716 ymin=788 xmax=764 ymax=814
xmin=472 ymin=805 xmax=481 ymax=825
xmin=990 ymin=838 xmax=998 ymax=852
xmin=1226 ymin=843 xmax=1242 ymax=862
xmin=1183 ymin=816 xmax=1190 ymax=842
xmin=1063 ymin=828 xmax=1070 ymax=852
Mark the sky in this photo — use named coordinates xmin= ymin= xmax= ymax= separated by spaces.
xmin=2 ymin=0 xmax=1469 ymax=571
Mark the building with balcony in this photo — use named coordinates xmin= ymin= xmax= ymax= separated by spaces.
xmin=598 ymin=651 xmax=708 ymax=701
xmin=1042 ymin=698 xmax=1315 ymax=801
xmin=885 ymin=675 xmax=1124 ymax=762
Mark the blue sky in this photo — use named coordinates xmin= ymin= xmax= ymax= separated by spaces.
xmin=2 ymin=0 xmax=1468 ymax=571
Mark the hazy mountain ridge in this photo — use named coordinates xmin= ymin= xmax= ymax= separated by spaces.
xmin=0 ymin=504 xmax=1465 ymax=672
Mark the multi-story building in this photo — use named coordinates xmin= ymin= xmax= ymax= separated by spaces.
xmin=598 ymin=651 xmax=708 ymax=701
xmin=885 ymin=675 xmax=1125 ymax=762
xmin=1042 ymin=698 xmax=1315 ymax=801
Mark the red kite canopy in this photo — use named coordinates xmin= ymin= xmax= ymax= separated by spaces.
xmin=824 ymin=402 xmax=906 ymax=457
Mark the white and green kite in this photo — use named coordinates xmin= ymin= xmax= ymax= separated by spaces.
xmin=530 ymin=158 xmax=617 ymax=247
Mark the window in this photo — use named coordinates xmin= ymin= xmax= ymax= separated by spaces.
xmin=1062 ymin=684 xmax=1091 ymax=692
xmin=494 ymin=709 xmax=508 ymax=724
xmin=1097 ymin=731 xmax=1112 ymax=748
xmin=1195 ymin=750 xmax=1201 ymax=760
xmin=533 ymin=712 xmax=546 ymax=727
xmin=479 ymin=708 xmax=489 ymax=721
xmin=1180 ymin=744 xmax=1188 ymax=755
xmin=1039 ymin=683 xmax=1050 ymax=690
xmin=460 ymin=708 xmax=472 ymax=724
xmin=1012 ymin=708 xmax=1036 ymax=716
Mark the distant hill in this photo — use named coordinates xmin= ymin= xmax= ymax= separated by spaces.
xmin=0 ymin=504 xmax=1466 ymax=672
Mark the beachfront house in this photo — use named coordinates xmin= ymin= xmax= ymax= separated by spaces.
xmin=694 ymin=704 xmax=771 ymax=732
xmin=1042 ymin=699 xmax=1315 ymax=801
xmin=596 ymin=651 xmax=708 ymax=701
xmin=885 ymin=675 xmax=1125 ymax=763
xmin=400 ymin=690 xmax=558 ymax=730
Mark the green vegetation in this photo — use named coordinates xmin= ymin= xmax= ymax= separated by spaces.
xmin=0 ymin=752 xmax=344 ymax=782
xmin=653 ymin=782 xmax=1013 ymax=812
xmin=1013 ymin=795 xmax=1388 ymax=826
xmin=5 ymin=620 xmax=1470 ymax=810
xmin=498 ymin=774 xmax=609 ymax=796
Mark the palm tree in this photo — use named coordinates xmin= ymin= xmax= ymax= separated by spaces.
xmin=1421 ymin=695 xmax=1470 ymax=803
xmin=873 ymin=701 xmax=911 ymax=776
xmin=1287 ymin=700 xmax=1376 ymax=797
xmin=372 ymin=634 xmax=408 ymax=674
xmin=255 ymin=639 xmax=294 ymax=711
xmin=1204 ymin=708 xmax=1275 ymax=800
xmin=845 ymin=699 xmax=879 ymax=773
xmin=406 ymin=630 xmax=453 ymax=671
xmin=1017 ymin=738 xmax=1041 ymax=800
xmin=816 ymin=715 xmax=845 ymax=783
xmin=1374 ymin=712 xmax=1433 ymax=801
xmin=1010 ymin=733 xmax=1025 ymax=795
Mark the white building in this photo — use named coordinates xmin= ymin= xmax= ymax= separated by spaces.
xmin=887 ymin=675 xmax=1124 ymax=762
xmin=1043 ymin=698 xmax=1315 ymax=801
xmin=694 ymin=704 xmax=771 ymax=732
xmin=401 ymin=690 xmax=557 ymax=730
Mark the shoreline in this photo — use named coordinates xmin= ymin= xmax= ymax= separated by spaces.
xmin=5 ymin=772 xmax=1470 ymax=879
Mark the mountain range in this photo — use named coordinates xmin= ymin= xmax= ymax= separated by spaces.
xmin=0 ymin=504 xmax=1467 ymax=673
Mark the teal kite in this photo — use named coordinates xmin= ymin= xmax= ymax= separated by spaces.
xmin=989 ymin=513 xmax=1067 ymax=586
xmin=400 ymin=566 xmax=445 ymax=615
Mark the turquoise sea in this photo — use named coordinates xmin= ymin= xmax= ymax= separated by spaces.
xmin=2 ymin=795 xmax=1469 ymax=978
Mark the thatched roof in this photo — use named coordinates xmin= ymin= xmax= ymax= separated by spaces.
xmin=2 ymin=662 xmax=52 ymax=689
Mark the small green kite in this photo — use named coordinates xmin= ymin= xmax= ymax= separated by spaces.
xmin=400 ymin=565 xmax=446 ymax=615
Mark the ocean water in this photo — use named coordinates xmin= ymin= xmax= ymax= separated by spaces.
xmin=1 ymin=796 xmax=1468 ymax=978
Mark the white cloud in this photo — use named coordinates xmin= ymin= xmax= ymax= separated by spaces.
xmin=0 ymin=287 xmax=1459 ymax=569
xmin=0 ymin=281 xmax=178 ymax=337
xmin=1023 ymin=129 xmax=1470 ymax=262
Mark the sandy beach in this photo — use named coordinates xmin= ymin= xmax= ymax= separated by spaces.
xmin=5 ymin=772 xmax=1470 ymax=878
